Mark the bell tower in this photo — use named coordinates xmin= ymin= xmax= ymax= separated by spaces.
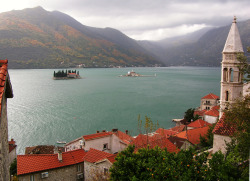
xmin=219 ymin=16 xmax=244 ymax=118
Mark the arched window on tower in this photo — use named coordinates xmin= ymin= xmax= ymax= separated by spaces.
xmin=223 ymin=68 xmax=228 ymax=82
xmin=225 ymin=91 xmax=229 ymax=101
xmin=230 ymin=68 xmax=234 ymax=82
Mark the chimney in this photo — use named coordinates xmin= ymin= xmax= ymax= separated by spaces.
xmin=112 ymin=128 xmax=118 ymax=133
xmin=54 ymin=146 xmax=58 ymax=154
xmin=102 ymin=130 xmax=106 ymax=132
xmin=125 ymin=130 xmax=128 ymax=134
xmin=58 ymin=149 xmax=62 ymax=162
xmin=96 ymin=130 xmax=99 ymax=133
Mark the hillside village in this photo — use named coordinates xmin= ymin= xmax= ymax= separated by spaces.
xmin=0 ymin=17 xmax=249 ymax=180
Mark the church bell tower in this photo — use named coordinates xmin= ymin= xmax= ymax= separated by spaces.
xmin=219 ymin=16 xmax=244 ymax=118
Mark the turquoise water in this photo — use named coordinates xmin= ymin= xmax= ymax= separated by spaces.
xmin=7 ymin=67 xmax=220 ymax=154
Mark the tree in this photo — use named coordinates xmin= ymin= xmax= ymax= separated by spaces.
xmin=237 ymin=47 xmax=250 ymax=82
xmin=199 ymin=123 xmax=216 ymax=149
xmin=9 ymin=158 xmax=17 ymax=176
xmin=224 ymin=95 xmax=250 ymax=160
xmin=110 ymin=145 xmax=247 ymax=181
xmin=184 ymin=108 xmax=199 ymax=122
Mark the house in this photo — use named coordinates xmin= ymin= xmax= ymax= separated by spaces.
xmin=65 ymin=129 xmax=133 ymax=154
xmin=155 ymin=128 xmax=178 ymax=137
xmin=0 ymin=59 xmax=13 ymax=181
xmin=131 ymin=134 xmax=179 ymax=153
xmin=17 ymin=149 xmax=86 ymax=180
xmin=200 ymin=93 xmax=219 ymax=111
xmin=187 ymin=119 xmax=211 ymax=130
xmin=9 ymin=138 xmax=17 ymax=165
xmin=83 ymin=148 xmax=116 ymax=181
xmin=204 ymin=106 xmax=219 ymax=124
xmin=168 ymin=136 xmax=192 ymax=150
xmin=212 ymin=114 xmax=235 ymax=154
xmin=175 ymin=126 xmax=210 ymax=147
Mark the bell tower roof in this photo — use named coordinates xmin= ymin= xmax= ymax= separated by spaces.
xmin=223 ymin=16 xmax=243 ymax=53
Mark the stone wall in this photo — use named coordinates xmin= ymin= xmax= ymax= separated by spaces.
xmin=18 ymin=163 xmax=84 ymax=181
xmin=213 ymin=134 xmax=232 ymax=154
xmin=84 ymin=161 xmax=111 ymax=181
xmin=0 ymin=93 xmax=10 ymax=181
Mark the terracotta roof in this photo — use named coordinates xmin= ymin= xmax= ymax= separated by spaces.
xmin=212 ymin=114 xmax=236 ymax=136
xmin=106 ymin=154 xmax=117 ymax=164
xmin=202 ymin=93 xmax=219 ymax=100
xmin=205 ymin=109 xmax=219 ymax=117
xmin=194 ymin=109 xmax=206 ymax=117
xmin=113 ymin=130 xmax=134 ymax=144
xmin=155 ymin=128 xmax=178 ymax=137
xmin=83 ymin=132 xmax=112 ymax=141
xmin=168 ymin=136 xmax=188 ymax=149
xmin=83 ymin=148 xmax=114 ymax=163
xmin=25 ymin=145 xmax=64 ymax=155
xmin=9 ymin=139 xmax=16 ymax=145
xmin=170 ymin=125 xmax=186 ymax=133
xmin=17 ymin=149 xmax=86 ymax=175
xmin=188 ymin=119 xmax=211 ymax=128
xmin=9 ymin=144 xmax=17 ymax=153
xmin=0 ymin=59 xmax=13 ymax=116
xmin=131 ymin=134 xmax=179 ymax=153
xmin=176 ymin=126 xmax=209 ymax=145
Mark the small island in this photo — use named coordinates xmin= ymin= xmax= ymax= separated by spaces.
xmin=53 ymin=70 xmax=81 ymax=80
xmin=119 ymin=70 xmax=156 ymax=77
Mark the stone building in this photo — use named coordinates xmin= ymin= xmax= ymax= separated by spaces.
xmin=213 ymin=17 xmax=244 ymax=153
xmin=17 ymin=149 xmax=86 ymax=180
xmin=200 ymin=93 xmax=219 ymax=111
xmin=219 ymin=16 xmax=244 ymax=118
xmin=0 ymin=59 xmax=13 ymax=181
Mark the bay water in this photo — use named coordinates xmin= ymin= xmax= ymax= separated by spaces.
xmin=7 ymin=67 xmax=220 ymax=154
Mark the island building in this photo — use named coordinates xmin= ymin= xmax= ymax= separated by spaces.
xmin=0 ymin=59 xmax=13 ymax=181
xmin=213 ymin=16 xmax=244 ymax=153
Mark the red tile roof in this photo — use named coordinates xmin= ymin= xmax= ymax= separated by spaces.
xmin=83 ymin=132 xmax=112 ymax=141
xmin=188 ymin=119 xmax=211 ymax=128
xmin=194 ymin=109 xmax=206 ymax=117
xmin=106 ymin=154 xmax=117 ymax=164
xmin=205 ymin=109 xmax=219 ymax=117
xmin=83 ymin=148 xmax=114 ymax=163
xmin=9 ymin=144 xmax=16 ymax=153
xmin=17 ymin=149 xmax=86 ymax=175
xmin=168 ymin=136 xmax=188 ymax=149
xmin=213 ymin=114 xmax=236 ymax=136
xmin=170 ymin=125 xmax=186 ymax=133
xmin=131 ymin=134 xmax=179 ymax=153
xmin=0 ymin=59 xmax=13 ymax=116
xmin=176 ymin=126 xmax=209 ymax=145
xmin=202 ymin=93 xmax=219 ymax=100
xmin=113 ymin=130 xmax=134 ymax=144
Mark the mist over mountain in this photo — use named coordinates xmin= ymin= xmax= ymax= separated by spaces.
xmin=0 ymin=6 xmax=162 ymax=68
xmin=0 ymin=6 xmax=249 ymax=68
xmin=139 ymin=20 xmax=250 ymax=66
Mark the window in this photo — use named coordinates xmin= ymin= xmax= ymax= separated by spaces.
xmin=77 ymin=164 xmax=81 ymax=172
xmin=104 ymin=168 xmax=109 ymax=175
xmin=225 ymin=91 xmax=229 ymax=101
xmin=103 ymin=143 xmax=108 ymax=150
xmin=30 ymin=175 xmax=34 ymax=181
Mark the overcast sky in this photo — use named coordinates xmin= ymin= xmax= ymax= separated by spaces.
xmin=1 ymin=0 xmax=250 ymax=40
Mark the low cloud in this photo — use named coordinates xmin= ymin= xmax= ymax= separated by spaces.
xmin=1 ymin=0 xmax=250 ymax=40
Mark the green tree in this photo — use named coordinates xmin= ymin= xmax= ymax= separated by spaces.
xmin=184 ymin=108 xmax=199 ymax=122
xmin=199 ymin=123 xmax=216 ymax=149
xmin=9 ymin=158 xmax=17 ymax=176
xmin=224 ymin=95 xmax=250 ymax=160
xmin=237 ymin=47 xmax=250 ymax=82
xmin=110 ymin=145 xmax=246 ymax=181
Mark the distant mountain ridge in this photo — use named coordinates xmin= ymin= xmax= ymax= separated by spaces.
xmin=0 ymin=6 xmax=162 ymax=68
xmin=139 ymin=19 xmax=250 ymax=66
xmin=0 ymin=7 xmax=249 ymax=68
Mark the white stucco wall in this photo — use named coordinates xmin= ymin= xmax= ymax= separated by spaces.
xmin=85 ymin=136 xmax=112 ymax=153
xmin=213 ymin=134 xmax=232 ymax=154
xmin=204 ymin=115 xmax=218 ymax=124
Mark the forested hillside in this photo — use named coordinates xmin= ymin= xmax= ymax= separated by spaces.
xmin=0 ymin=7 xmax=162 ymax=68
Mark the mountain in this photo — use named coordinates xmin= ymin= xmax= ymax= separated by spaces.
xmin=0 ymin=7 xmax=163 ymax=68
xmin=139 ymin=19 xmax=250 ymax=66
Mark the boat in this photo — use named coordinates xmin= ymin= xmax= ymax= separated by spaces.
xmin=56 ymin=141 xmax=66 ymax=144
xmin=53 ymin=70 xmax=81 ymax=80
